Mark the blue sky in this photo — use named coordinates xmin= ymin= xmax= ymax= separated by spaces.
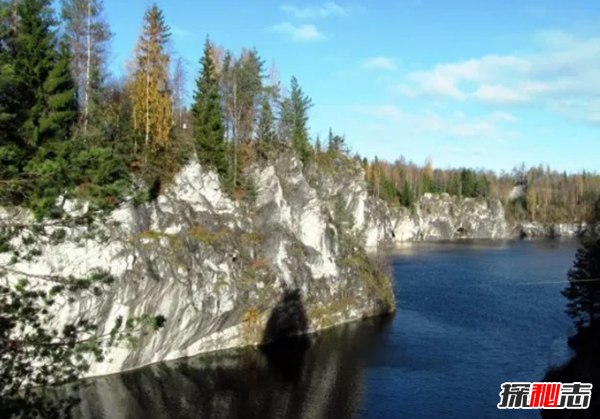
xmin=99 ymin=0 xmax=600 ymax=173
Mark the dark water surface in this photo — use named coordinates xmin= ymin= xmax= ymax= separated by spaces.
xmin=73 ymin=239 xmax=578 ymax=419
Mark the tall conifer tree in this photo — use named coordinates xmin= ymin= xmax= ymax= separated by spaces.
xmin=289 ymin=76 xmax=312 ymax=164
xmin=192 ymin=37 xmax=228 ymax=179
xmin=14 ymin=0 xmax=57 ymax=147
xmin=256 ymin=94 xmax=275 ymax=144
xmin=563 ymin=237 xmax=600 ymax=332
xmin=38 ymin=41 xmax=77 ymax=146
xmin=0 ymin=1 xmax=26 ymax=187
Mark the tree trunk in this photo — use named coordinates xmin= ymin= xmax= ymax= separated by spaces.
xmin=233 ymin=76 xmax=238 ymax=189
xmin=84 ymin=0 xmax=92 ymax=133
xmin=11 ymin=0 xmax=18 ymax=33
xmin=145 ymin=55 xmax=150 ymax=148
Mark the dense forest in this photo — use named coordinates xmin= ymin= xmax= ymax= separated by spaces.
xmin=363 ymin=158 xmax=600 ymax=224
xmin=0 ymin=0 xmax=317 ymax=219
xmin=1 ymin=0 xmax=600 ymax=224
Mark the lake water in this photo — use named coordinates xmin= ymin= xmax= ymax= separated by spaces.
xmin=73 ymin=239 xmax=579 ymax=419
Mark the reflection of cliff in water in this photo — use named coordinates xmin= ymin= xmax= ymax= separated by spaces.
xmin=70 ymin=311 xmax=392 ymax=419
xmin=260 ymin=288 xmax=311 ymax=383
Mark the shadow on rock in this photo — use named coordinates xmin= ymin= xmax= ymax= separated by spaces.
xmin=260 ymin=288 xmax=311 ymax=382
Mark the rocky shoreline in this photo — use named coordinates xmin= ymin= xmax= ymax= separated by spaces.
xmin=357 ymin=192 xmax=587 ymax=248
xmin=0 ymin=155 xmax=591 ymax=378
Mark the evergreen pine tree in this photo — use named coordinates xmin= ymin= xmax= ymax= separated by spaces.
xmin=38 ymin=41 xmax=78 ymax=146
xmin=460 ymin=169 xmax=476 ymax=197
xmin=277 ymin=93 xmax=294 ymax=142
xmin=256 ymin=94 xmax=275 ymax=144
xmin=1 ymin=0 xmax=81 ymax=214
xmin=235 ymin=48 xmax=264 ymax=142
xmin=14 ymin=0 xmax=57 ymax=147
xmin=192 ymin=37 xmax=228 ymax=179
xmin=326 ymin=127 xmax=346 ymax=156
xmin=0 ymin=1 xmax=14 ymax=63
xmin=314 ymin=135 xmax=321 ymax=154
xmin=289 ymin=76 xmax=312 ymax=164
xmin=327 ymin=127 xmax=334 ymax=152
xmin=562 ymin=237 xmax=600 ymax=332
xmin=0 ymin=2 xmax=27 ymax=187
xmin=23 ymin=41 xmax=78 ymax=217
xmin=401 ymin=180 xmax=414 ymax=207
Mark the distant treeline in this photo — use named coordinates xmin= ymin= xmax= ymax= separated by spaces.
xmin=361 ymin=157 xmax=600 ymax=224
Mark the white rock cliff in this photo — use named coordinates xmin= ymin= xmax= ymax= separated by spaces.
xmin=0 ymin=154 xmax=584 ymax=378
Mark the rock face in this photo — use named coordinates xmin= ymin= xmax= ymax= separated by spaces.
xmin=0 ymin=154 xmax=587 ymax=379
xmin=0 ymin=154 xmax=394 ymax=378
xmin=512 ymin=222 xmax=586 ymax=239
xmin=352 ymin=191 xmax=585 ymax=247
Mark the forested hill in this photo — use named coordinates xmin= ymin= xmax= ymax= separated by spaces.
xmin=1 ymin=0 xmax=599 ymax=225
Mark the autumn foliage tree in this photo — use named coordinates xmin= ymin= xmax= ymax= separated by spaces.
xmin=131 ymin=3 xmax=172 ymax=174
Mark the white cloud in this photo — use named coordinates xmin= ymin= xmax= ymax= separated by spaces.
xmin=409 ymin=71 xmax=467 ymax=100
xmin=397 ymin=31 xmax=600 ymax=121
xmin=352 ymin=105 xmax=518 ymax=140
xmin=474 ymin=85 xmax=528 ymax=104
xmin=172 ymin=26 xmax=191 ymax=38
xmin=588 ymin=113 xmax=600 ymax=124
xmin=534 ymin=30 xmax=577 ymax=49
xmin=549 ymin=99 xmax=600 ymax=126
xmin=268 ymin=22 xmax=325 ymax=42
xmin=363 ymin=57 xmax=398 ymax=71
xmin=452 ymin=122 xmax=498 ymax=138
xmin=280 ymin=2 xmax=347 ymax=19
xmin=408 ymin=55 xmax=531 ymax=86
xmin=489 ymin=111 xmax=517 ymax=123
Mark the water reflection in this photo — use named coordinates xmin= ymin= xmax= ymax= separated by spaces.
xmin=260 ymin=287 xmax=310 ymax=383
xmin=389 ymin=238 xmax=580 ymax=257
xmin=61 ymin=239 xmax=577 ymax=419
xmin=70 ymin=315 xmax=393 ymax=419
xmin=389 ymin=239 xmax=513 ymax=256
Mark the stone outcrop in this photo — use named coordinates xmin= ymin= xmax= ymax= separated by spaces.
xmin=0 ymin=153 xmax=587 ymax=379
xmin=512 ymin=222 xmax=586 ymax=239
xmin=353 ymin=192 xmax=585 ymax=247
xmin=0 ymin=153 xmax=394 ymax=378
